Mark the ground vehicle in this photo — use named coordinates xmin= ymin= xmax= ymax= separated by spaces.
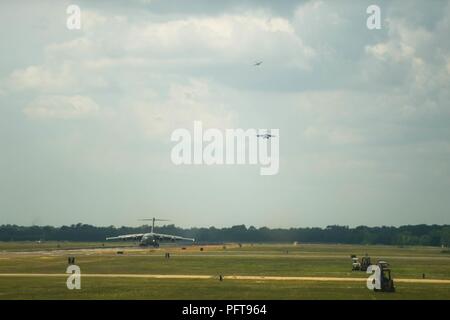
xmin=360 ymin=255 xmax=371 ymax=271
xmin=375 ymin=261 xmax=395 ymax=292
xmin=350 ymin=254 xmax=371 ymax=271
xmin=351 ymin=255 xmax=361 ymax=270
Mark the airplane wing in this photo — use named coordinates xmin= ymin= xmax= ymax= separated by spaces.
xmin=106 ymin=233 xmax=144 ymax=241
xmin=152 ymin=233 xmax=195 ymax=242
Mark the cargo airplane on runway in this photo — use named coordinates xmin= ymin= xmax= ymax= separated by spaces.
xmin=106 ymin=218 xmax=195 ymax=247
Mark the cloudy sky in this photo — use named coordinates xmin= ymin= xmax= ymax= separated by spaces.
xmin=0 ymin=0 xmax=449 ymax=228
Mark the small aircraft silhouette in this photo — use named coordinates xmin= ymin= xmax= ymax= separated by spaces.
xmin=254 ymin=61 xmax=263 ymax=66
xmin=257 ymin=132 xmax=276 ymax=139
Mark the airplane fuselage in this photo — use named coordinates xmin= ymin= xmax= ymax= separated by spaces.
xmin=140 ymin=232 xmax=181 ymax=247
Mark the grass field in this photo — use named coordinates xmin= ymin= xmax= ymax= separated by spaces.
xmin=0 ymin=242 xmax=449 ymax=299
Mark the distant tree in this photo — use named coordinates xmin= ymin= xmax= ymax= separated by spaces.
xmin=441 ymin=227 xmax=450 ymax=247
xmin=0 ymin=223 xmax=448 ymax=246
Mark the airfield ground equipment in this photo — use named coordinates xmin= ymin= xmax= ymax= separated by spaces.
xmin=350 ymin=254 xmax=371 ymax=271
xmin=351 ymin=255 xmax=361 ymax=270
xmin=375 ymin=260 xmax=395 ymax=292
xmin=360 ymin=256 xmax=371 ymax=271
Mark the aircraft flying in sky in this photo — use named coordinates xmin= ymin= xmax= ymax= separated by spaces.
xmin=257 ymin=132 xmax=276 ymax=139
xmin=254 ymin=61 xmax=263 ymax=66
xmin=106 ymin=218 xmax=195 ymax=247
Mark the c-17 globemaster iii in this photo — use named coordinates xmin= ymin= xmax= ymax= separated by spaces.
xmin=106 ymin=218 xmax=195 ymax=247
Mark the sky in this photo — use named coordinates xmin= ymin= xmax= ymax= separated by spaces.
xmin=0 ymin=0 xmax=449 ymax=228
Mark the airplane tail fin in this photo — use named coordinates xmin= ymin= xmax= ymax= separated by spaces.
xmin=138 ymin=218 xmax=170 ymax=233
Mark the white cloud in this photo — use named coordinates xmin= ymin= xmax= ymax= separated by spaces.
xmin=125 ymin=13 xmax=310 ymax=62
xmin=131 ymin=79 xmax=236 ymax=137
xmin=295 ymin=1 xmax=347 ymax=27
xmin=9 ymin=63 xmax=74 ymax=91
xmin=362 ymin=9 xmax=450 ymax=120
xmin=364 ymin=19 xmax=433 ymax=66
xmin=292 ymin=0 xmax=354 ymax=50
xmin=81 ymin=10 xmax=110 ymax=31
xmin=39 ymin=10 xmax=314 ymax=69
xmin=5 ymin=2 xmax=450 ymax=139
xmin=5 ymin=9 xmax=316 ymax=99
xmin=24 ymin=95 xmax=100 ymax=119
xmin=8 ymin=62 xmax=108 ymax=92
xmin=45 ymin=37 xmax=97 ymax=60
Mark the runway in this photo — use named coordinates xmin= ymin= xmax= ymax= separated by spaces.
xmin=3 ymin=250 xmax=450 ymax=261
xmin=0 ymin=273 xmax=449 ymax=284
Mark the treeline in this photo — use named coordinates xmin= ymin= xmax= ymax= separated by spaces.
xmin=0 ymin=224 xmax=449 ymax=247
